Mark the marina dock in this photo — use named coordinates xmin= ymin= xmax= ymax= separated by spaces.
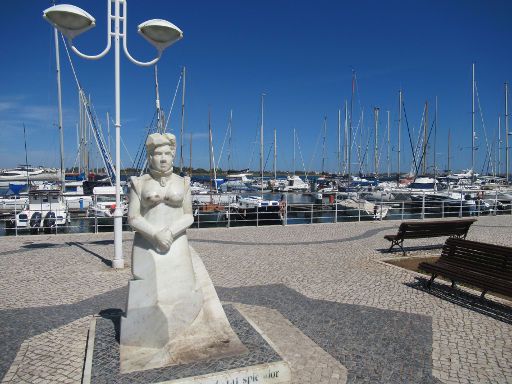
xmin=1 ymin=215 xmax=510 ymax=383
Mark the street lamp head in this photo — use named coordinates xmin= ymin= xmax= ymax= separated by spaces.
xmin=138 ymin=19 xmax=183 ymax=51
xmin=43 ymin=4 xmax=95 ymax=40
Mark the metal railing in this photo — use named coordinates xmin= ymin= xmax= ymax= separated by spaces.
xmin=1 ymin=189 xmax=511 ymax=235
xmin=0 ymin=193 xmax=130 ymax=236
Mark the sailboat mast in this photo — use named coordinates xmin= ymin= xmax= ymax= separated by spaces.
xmin=23 ymin=123 xmax=30 ymax=186
xmin=322 ymin=116 xmax=327 ymax=174
xmin=337 ymin=109 xmax=341 ymax=175
xmin=274 ymin=128 xmax=277 ymax=180
xmin=180 ymin=66 xmax=186 ymax=173
xmin=387 ymin=110 xmax=390 ymax=177
xmin=506 ymin=81 xmax=509 ymax=184
xmin=349 ymin=70 xmax=355 ymax=181
xmin=54 ymin=27 xmax=65 ymax=191
xmin=228 ymin=109 xmax=233 ymax=171
xmin=398 ymin=89 xmax=402 ymax=185
xmin=293 ymin=128 xmax=296 ymax=175
xmin=498 ymin=116 xmax=502 ymax=176
xmin=359 ymin=109 xmax=364 ymax=175
xmin=422 ymin=101 xmax=428 ymax=175
xmin=208 ymin=110 xmax=213 ymax=193
xmin=448 ymin=128 xmax=451 ymax=173
xmin=107 ymin=112 xmax=111 ymax=155
xmin=154 ymin=65 xmax=163 ymax=133
xmin=472 ymin=63 xmax=475 ymax=172
xmin=374 ymin=107 xmax=379 ymax=176
xmin=78 ymin=90 xmax=82 ymax=175
xmin=434 ymin=96 xmax=438 ymax=178
xmin=189 ymin=132 xmax=192 ymax=177
xmin=260 ymin=93 xmax=265 ymax=194
xmin=344 ymin=100 xmax=348 ymax=175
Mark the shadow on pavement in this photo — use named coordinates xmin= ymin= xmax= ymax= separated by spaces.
xmin=406 ymin=277 xmax=512 ymax=325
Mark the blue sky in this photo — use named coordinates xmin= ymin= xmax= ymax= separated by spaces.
xmin=0 ymin=0 xmax=511 ymax=175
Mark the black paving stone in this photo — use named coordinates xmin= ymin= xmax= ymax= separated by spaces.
xmin=0 ymin=284 xmax=442 ymax=384
xmin=216 ymin=284 xmax=442 ymax=384
xmin=0 ymin=286 xmax=128 ymax=381
xmin=90 ymin=305 xmax=282 ymax=383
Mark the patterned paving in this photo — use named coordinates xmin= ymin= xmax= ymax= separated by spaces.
xmin=0 ymin=216 xmax=511 ymax=383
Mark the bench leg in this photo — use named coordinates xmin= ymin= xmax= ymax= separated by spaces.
xmin=426 ymin=274 xmax=437 ymax=289
xmin=397 ymin=240 xmax=405 ymax=256
xmin=388 ymin=240 xmax=405 ymax=255
xmin=480 ymin=290 xmax=487 ymax=300
xmin=451 ymin=280 xmax=456 ymax=288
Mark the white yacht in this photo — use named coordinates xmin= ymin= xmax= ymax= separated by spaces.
xmin=0 ymin=194 xmax=28 ymax=213
xmin=336 ymin=197 xmax=389 ymax=219
xmin=219 ymin=172 xmax=254 ymax=192
xmin=390 ymin=177 xmax=438 ymax=200
xmin=63 ymin=180 xmax=92 ymax=211
xmin=280 ymin=175 xmax=310 ymax=192
xmin=0 ymin=166 xmax=60 ymax=187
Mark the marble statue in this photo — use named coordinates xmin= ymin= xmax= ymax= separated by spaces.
xmin=120 ymin=133 xmax=247 ymax=373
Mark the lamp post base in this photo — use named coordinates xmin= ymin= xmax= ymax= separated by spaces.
xmin=112 ymin=258 xmax=125 ymax=269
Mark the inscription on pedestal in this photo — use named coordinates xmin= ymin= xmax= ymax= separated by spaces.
xmin=168 ymin=361 xmax=290 ymax=384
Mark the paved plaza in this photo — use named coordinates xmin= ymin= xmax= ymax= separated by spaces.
xmin=0 ymin=216 xmax=511 ymax=383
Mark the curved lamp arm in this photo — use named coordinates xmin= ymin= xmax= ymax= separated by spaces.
xmin=122 ymin=0 xmax=162 ymax=67
xmin=69 ymin=0 xmax=112 ymax=60
xmin=71 ymin=39 xmax=111 ymax=60
xmin=123 ymin=38 xmax=162 ymax=66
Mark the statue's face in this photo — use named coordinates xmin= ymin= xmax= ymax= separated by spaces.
xmin=150 ymin=144 xmax=174 ymax=172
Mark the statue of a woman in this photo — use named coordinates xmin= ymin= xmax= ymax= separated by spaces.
xmin=120 ymin=133 xmax=246 ymax=373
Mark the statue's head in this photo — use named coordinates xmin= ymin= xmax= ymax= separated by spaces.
xmin=146 ymin=133 xmax=176 ymax=173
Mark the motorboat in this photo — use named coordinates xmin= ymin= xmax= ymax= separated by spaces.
xmin=336 ymin=197 xmax=389 ymax=220
xmin=411 ymin=191 xmax=492 ymax=215
xmin=63 ymin=180 xmax=92 ymax=211
xmin=390 ymin=177 xmax=438 ymax=200
xmin=0 ymin=194 xmax=28 ymax=213
xmin=280 ymin=175 xmax=310 ymax=192
xmin=7 ymin=189 xmax=69 ymax=233
xmin=218 ymin=172 xmax=255 ymax=192
xmin=190 ymin=181 xmax=210 ymax=194
xmin=228 ymin=195 xmax=282 ymax=225
xmin=86 ymin=186 xmax=128 ymax=228
xmin=0 ymin=166 xmax=60 ymax=187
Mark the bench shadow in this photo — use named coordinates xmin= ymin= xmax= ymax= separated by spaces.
xmin=406 ymin=277 xmax=512 ymax=324
xmin=67 ymin=242 xmax=113 ymax=267
xmin=98 ymin=308 xmax=123 ymax=343
xmin=377 ymin=244 xmax=444 ymax=254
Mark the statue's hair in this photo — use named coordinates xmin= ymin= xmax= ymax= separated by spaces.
xmin=146 ymin=133 xmax=176 ymax=157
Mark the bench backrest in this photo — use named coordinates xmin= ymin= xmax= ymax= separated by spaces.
xmin=440 ymin=237 xmax=512 ymax=280
xmin=397 ymin=219 xmax=476 ymax=239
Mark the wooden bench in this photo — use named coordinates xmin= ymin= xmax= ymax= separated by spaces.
xmin=384 ymin=218 xmax=476 ymax=255
xmin=418 ymin=238 xmax=512 ymax=299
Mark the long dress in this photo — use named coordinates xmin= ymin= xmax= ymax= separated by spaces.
xmin=120 ymin=172 xmax=246 ymax=373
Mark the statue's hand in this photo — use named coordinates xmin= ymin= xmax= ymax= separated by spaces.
xmin=154 ymin=227 xmax=173 ymax=253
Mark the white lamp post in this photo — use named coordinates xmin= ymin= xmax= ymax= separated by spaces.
xmin=43 ymin=1 xmax=183 ymax=269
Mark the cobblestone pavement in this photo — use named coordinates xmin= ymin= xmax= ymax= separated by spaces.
xmin=0 ymin=216 xmax=511 ymax=383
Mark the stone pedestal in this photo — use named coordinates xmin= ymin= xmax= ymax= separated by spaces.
xmin=83 ymin=305 xmax=291 ymax=384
